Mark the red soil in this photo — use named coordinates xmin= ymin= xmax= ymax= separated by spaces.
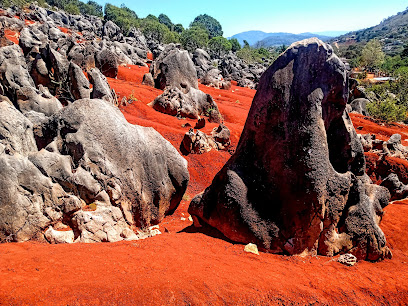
xmin=0 ymin=65 xmax=407 ymax=304
xmin=4 ymin=29 xmax=19 ymax=44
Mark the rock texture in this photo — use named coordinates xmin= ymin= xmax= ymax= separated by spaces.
xmin=188 ymin=39 xmax=391 ymax=261
xmin=0 ymin=99 xmax=189 ymax=243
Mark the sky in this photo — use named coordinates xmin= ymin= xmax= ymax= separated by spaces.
xmin=94 ymin=0 xmax=408 ymax=37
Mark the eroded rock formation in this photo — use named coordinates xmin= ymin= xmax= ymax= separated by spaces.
xmin=188 ymin=38 xmax=391 ymax=261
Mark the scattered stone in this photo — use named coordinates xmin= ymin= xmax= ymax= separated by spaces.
xmin=194 ymin=118 xmax=205 ymax=129
xmin=338 ymin=254 xmax=357 ymax=266
xmin=244 ymin=243 xmax=259 ymax=255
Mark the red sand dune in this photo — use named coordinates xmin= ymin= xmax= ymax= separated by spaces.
xmin=0 ymin=65 xmax=407 ymax=304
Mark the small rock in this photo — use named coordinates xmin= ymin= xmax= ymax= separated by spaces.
xmin=338 ymin=254 xmax=357 ymax=266
xmin=244 ymin=243 xmax=259 ymax=255
xmin=188 ymin=215 xmax=193 ymax=222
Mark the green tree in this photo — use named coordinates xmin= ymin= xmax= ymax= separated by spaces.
xmin=104 ymin=3 xmax=139 ymax=34
xmin=65 ymin=1 xmax=80 ymax=14
xmin=401 ymin=44 xmax=408 ymax=59
xmin=243 ymin=40 xmax=250 ymax=48
xmin=158 ymin=13 xmax=173 ymax=30
xmin=180 ymin=25 xmax=209 ymax=52
xmin=173 ymin=23 xmax=184 ymax=34
xmin=190 ymin=14 xmax=222 ymax=38
xmin=145 ymin=14 xmax=159 ymax=22
xmin=360 ymin=39 xmax=385 ymax=71
xmin=367 ymin=98 xmax=407 ymax=123
xmin=229 ymin=38 xmax=241 ymax=52
xmin=208 ymin=36 xmax=232 ymax=56
xmin=140 ymin=18 xmax=176 ymax=44
xmin=79 ymin=1 xmax=103 ymax=17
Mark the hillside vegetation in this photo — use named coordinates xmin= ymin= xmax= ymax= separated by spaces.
xmin=334 ymin=7 xmax=408 ymax=56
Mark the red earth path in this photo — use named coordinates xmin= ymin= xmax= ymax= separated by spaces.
xmin=0 ymin=65 xmax=407 ymax=305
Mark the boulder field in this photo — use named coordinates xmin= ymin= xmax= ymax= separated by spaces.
xmin=0 ymin=4 xmax=408 ymax=304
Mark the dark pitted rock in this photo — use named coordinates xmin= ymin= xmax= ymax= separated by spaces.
xmin=188 ymin=38 xmax=391 ymax=261
xmin=150 ymin=48 xmax=198 ymax=93
xmin=68 ymin=61 xmax=90 ymax=100
xmin=150 ymin=87 xmax=220 ymax=121
xmin=194 ymin=118 xmax=206 ymax=129
xmin=350 ymin=98 xmax=370 ymax=116
xmin=211 ymin=124 xmax=231 ymax=150
xmin=142 ymin=73 xmax=155 ymax=87
xmin=95 ymin=48 xmax=118 ymax=78
xmin=0 ymin=15 xmax=25 ymax=31
xmin=381 ymin=173 xmax=408 ymax=201
xmin=180 ymin=128 xmax=216 ymax=155
xmin=16 ymin=85 xmax=63 ymax=117
xmin=88 ymin=68 xmax=116 ymax=104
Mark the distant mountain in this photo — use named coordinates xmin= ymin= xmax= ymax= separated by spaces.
xmin=333 ymin=7 xmax=408 ymax=55
xmin=229 ymin=31 xmax=273 ymax=46
xmin=230 ymin=31 xmax=331 ymax=47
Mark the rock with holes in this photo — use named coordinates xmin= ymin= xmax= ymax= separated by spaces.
xmin=150 ymin=87 xmax=220 ymax=121
xmin=0 ymin=98 xmax=189 ymax=242
xmin=380 ymin=173 xmax=408 ymax=201
xmin=188 ymin=38 xmax=391 ymax=261
xmin=180 ymin=128 xmax=217 ymax=155
xmin=44 ymin=98 xmax=189 ymax=229
xmin=338 ymin=253 xmax=357 ymax=266
xmin=211 ymin=124 xmax=231 ymax=150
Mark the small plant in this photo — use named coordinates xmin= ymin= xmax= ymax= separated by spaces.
xmin=367 ymin=98 xmax=407 ymax=123
xmin=128 ymin=92 xmax=139 ymax=103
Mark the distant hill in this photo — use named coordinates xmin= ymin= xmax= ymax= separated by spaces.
xmin=333 ymin=7 xmax=408 ymax=55
xmin=230 ymin=31 xmax=331 ymax=47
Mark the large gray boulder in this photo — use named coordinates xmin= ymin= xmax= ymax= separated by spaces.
xmin=149 ymin=87 xmax=221 ymax=122
xmin=350 ymin=98 xmax=370 ymax=116
xmin=95 ymin=48 xmax=118 ymax=78
xmin=88 ymin=68 xmax=116 ymax=103
xmin=188 ymin=38 xmax=391 ymax=261
xmin=0 ymin=99 xmax=189 ymax=242
xmin=150 ymin=48 xmax=198 ymax=93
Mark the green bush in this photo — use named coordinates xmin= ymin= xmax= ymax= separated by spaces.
xmin=367 ymin=98 xmax=407 ymax=123
xmin=180 ymin=25 xmax=209 ymax=52
xmin=208 ymin=36 xmax=232 ymax=56
xmin=65 ymin=2 xmax=80 ymax=14
xmin=104 ymin=3 xmax=139 ymax=34
xmin=229 ymin=38 xmax=241 ymax=52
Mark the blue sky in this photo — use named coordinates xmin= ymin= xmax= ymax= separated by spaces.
xmin=95 ymin=0 xmax=408 ymax=37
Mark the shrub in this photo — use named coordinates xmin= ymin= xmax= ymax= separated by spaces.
xmin=208 ymin=36 xmax=232 ymax=56
xmin=180 ymin=25 xmax=209 ymax=52
xmin=367 ymin=98 xmax=407 ymax=123
xmin=104 ymin=3 xmax=139 ymax=34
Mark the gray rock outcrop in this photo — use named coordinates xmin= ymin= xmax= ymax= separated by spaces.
xmin=188 ymin=38 xmax=391 ymax=261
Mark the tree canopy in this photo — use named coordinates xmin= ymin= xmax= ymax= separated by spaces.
xmin=360 ymin=39 xmax=385 ymax=71
xmin=208 ymin=36 xmax=232 ymax=56
xmin=190 ymin=14 xmax=222 ymax=38
xmin=180 ymin=25 xmax=209 ymax=52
